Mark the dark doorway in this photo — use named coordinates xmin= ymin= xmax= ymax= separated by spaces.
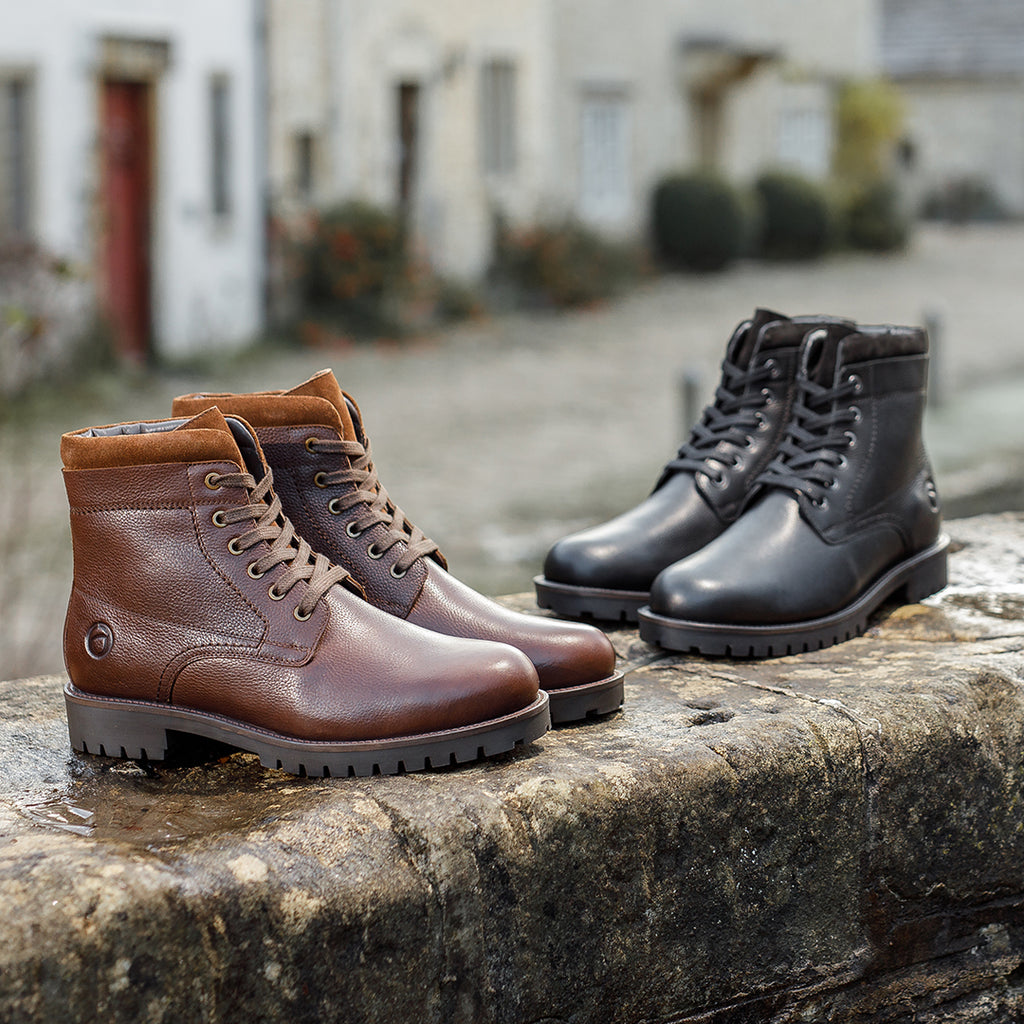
xmin=100 ymin=79 xmax=152 ymax=360
xmin=396 ymin=81 xmax=420 ymax=219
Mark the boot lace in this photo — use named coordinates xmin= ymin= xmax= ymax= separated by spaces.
xmin=208 ymin=467 xmax=353 ymax=619
xmin=305 ymin=437 xmax=441 ymax=575
xmin=756 ymin=372 xmax=862 ymax=507
xmin=661 ymin=358 xmax=779 ymax=484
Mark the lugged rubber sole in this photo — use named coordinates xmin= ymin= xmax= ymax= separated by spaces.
xmin=533 ymin=575 xmax=648 ymax=623
xmin=547 ymin=671 xmax=625 ymax=725
xmin=63 ymin=684 xmax=551 ymax=778
xmin=637 ymin=536 xmax=950 ymax=658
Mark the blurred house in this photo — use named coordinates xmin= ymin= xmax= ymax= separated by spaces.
xmin=883 ymin=0 xmax=1024 ymax=216
xmin=0 ymin=1 xmax=264 ymax=361
xmin=268 ymin=0 xmax=879 ymax=280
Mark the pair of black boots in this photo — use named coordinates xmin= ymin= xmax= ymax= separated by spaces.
xmin=535 ymin=309 xmax=949 ymax=657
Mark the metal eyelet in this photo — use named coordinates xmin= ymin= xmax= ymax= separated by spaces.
xmin=829 ymin=477 xmax=840 ymax=490
xmin=755 ymin=412 xmax=769 ymax=431
xmin=812 ymin=496 xmax=829 ymax=510
xmin=849 ymin=374 xmax=864 ymax=394
xmin=314 ymin=472 xmax=328 ymax=488
xmin=305 ymin=437 xmax=318 ymax=453
xmin=247 ymin=563 xmax=266 ymax=579
xmin=268 ymin=585 xmax=286 ymax=601
xmin=760 ymin=387 xmax=774 ymax=405
xmin=764 ymin=358 xmax=780 ymax=379
xmin=367 ymin=544 xmax=383 ymax=560
xmin=837 ymin=454 xmax=849 ymax=470
xmin=328 ymin=498 xmax=342 ymax=515
xmin=851 ymin=406 xmax=862 ymax=423
xmin=293 ymin=606 xmax=312 ymax=621
xmin=345 ymin=521 xmax=363 ymax=538
xmin=212 ymin=510 xmax=228 ymax=527
xmin=390 ymin=565 xmax=408 ymax=579
xmin=204 ymin=472 xmax=222 ymax=490
xmin=844 ymin=431 xmax=857 ymax=448
xmin=227 ymin=537 xmax=244 ymax=555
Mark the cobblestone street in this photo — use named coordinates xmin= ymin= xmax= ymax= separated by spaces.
xmin=4 ymin=223 xmax=1024 ymax=678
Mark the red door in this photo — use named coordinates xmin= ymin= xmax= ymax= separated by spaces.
xmin=100 ymin=80 xmax=152 ymax=360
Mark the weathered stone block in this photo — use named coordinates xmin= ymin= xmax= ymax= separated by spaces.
xmin=1 ymin=514 xmax=1023 ymax=1023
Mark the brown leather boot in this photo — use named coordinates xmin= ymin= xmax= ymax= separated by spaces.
xmin=172 ymin=373 xmax=623 ymax=723
xmin=61 ymin=407 xmax=549 ymax=776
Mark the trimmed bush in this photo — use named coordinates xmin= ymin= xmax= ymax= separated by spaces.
xmin=755 ymin=171 xmax=834 ymax=260
xmin=294 ymin=201 xmax=406 ymax=332
xmin=844 ymin=180 xmax=909 ymax=252
xmin=921 ymin=177 xmax=1009 ymax=224
xmin=651 ymin=172 xmax=747 ymax=271
xmin=496 ymin=220 xmax=640 ymax=308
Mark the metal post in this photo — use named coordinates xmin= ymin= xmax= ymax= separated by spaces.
xmin=679 ymin=368 xmax=704 ymax=439
xmin=924 ymin=309 xmax=944 ymax=407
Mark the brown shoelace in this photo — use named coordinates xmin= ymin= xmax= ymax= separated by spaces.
xmin=306 ymin=437 xmax=440 ymax=575
xmin=208 ymin=467 xmax=353 ymax=619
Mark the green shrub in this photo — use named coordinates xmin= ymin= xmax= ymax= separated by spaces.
xmin=754 ymin=171 xmax=835 ymax=260
xmin=651 ymin=171 xmax=747 ymax=271
xmin=496 ymin=220 xmax=640 ymax=308
xmin=294 ymin=201 xmax=406 ymax=332
xmin=920 ymin=177 xmax=1009 ymax=223
xmin=844 ymin=179 xmax=910 ymax=251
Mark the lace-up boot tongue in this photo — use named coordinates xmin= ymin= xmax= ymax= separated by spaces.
xmin=726 ymin=307 xmax=789 ymax=367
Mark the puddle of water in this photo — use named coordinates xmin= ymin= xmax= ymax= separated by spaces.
xmin=9 ymin=741 xmax=327 ymax=852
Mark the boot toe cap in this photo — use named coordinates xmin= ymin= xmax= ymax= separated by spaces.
xmin=544 ymin=531 xmax=647 ymax=591
xmin=649 ymin=562 xmax=740 ymax=624
xmin=521 ymin=619 xmax=617 ymax=691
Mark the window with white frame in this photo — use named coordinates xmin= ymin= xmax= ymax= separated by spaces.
xmin=776 ymin=105 xmax=831 ymax=179
xmin=480 ymin=60 xmax=517 ymax=176
xmin=0 ymin=74 xmax=33 ymax=239
xmin=579 ymin=91 xmax=632 ymax=225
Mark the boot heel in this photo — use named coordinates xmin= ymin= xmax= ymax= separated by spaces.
xmin=904 ymin=542 xmax=949 ymax=604
xmin=64 ymin=688 xmax=170 ymax=762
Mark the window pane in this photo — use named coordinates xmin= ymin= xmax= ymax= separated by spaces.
xmin=481 ymin=61 xmax=517 ymax=175
xmin=579 ymin=94 xmax=631 ymax=223
xmin=776 ymin=107 xmax=831 ymax=179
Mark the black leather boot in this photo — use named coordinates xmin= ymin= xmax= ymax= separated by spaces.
xmin=535 ymin=309 xmax=853 ymax=621
xmin=638 ymin=321 xmax=949 ymax=656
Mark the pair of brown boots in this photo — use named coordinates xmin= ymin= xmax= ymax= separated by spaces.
xmin=61 ymin=371 xmax=623 ymax=777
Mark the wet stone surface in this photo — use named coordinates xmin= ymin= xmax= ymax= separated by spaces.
xmin=1 ymin=514 xmax=1024 ymax=1023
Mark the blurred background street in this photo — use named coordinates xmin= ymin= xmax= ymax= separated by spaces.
xmin=4 ymin=222 xmax=1024 ymax=679
xmin=3 ymin=1 xmax=1024 ymax=679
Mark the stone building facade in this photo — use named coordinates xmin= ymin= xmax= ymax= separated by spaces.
xmin=883 ymin=0 xmax=1024 ymax=216
xmin=268 ymin=0 xmax=879 ymax=280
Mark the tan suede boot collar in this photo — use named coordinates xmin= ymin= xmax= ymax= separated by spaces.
xmin=61 ymin=407 xmax=247 ymax=471
xmin=171 ymin=369 xmax=358 ymax=441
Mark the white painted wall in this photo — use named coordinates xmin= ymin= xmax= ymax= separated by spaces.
xmin=0 ymin=0 xmax=263 ymax=357
xmin=897 ymin=79 xmax=1024 ymax=216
